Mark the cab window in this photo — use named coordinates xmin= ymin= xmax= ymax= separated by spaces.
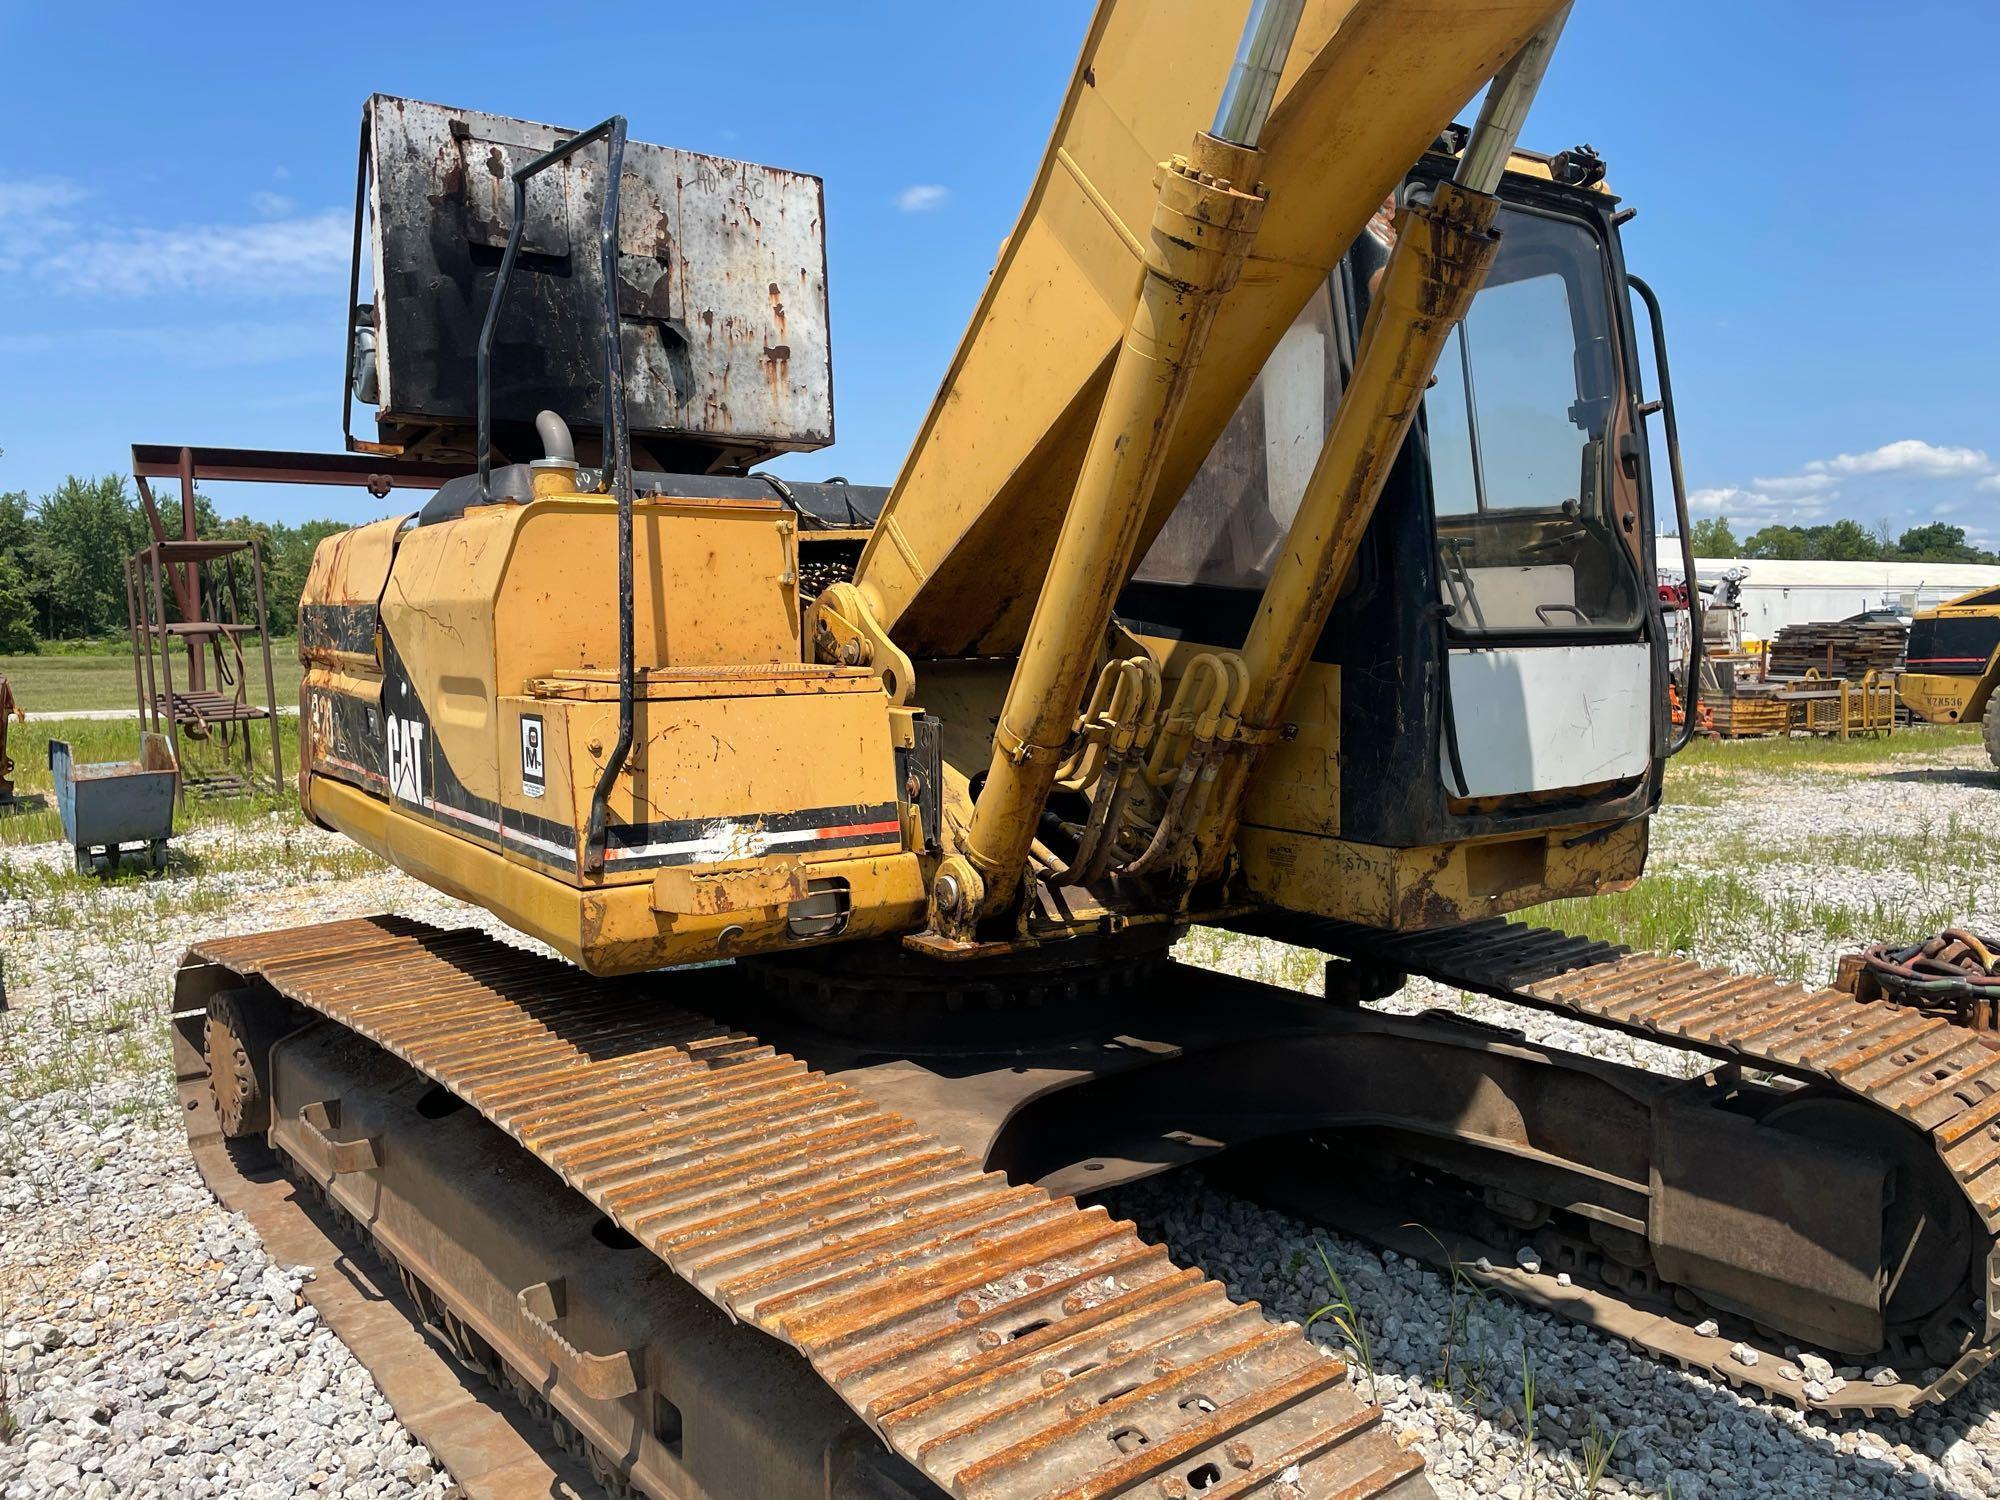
xmin=1425 ymin=209 xmax=1641 ymax=636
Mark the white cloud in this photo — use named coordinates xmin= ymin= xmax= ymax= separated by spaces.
xmin=44 ymin=209 xmax=348 ymax=297
xmin=1687 ymin=483 xmax=1839 ymax=522
xmin=1692 ymin=437 xmax=2000 ymax=533
xmin=1686 ymin=484 xmax=1834 ymax=522
xmin=1747 ymin=472 xmax=1838 ymax=497
xmin=0 ymin=177 xmax=89 ymax=219
xmin=1686 ymin=486 xmax=1743 ymax=514
xmin=0 ymin=172 xmax=344 ymax=298
xmin=894 ymin=183 xmax=951 ymax=213
xmin=0 ymin=176 xmax=91 ymax=271
xmin=1804 ymin=439 xmax=1991 ymax=478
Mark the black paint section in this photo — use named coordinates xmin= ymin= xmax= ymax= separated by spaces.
xmin=1908 ymin=614 xmax=2000 ymax=675
xmin=300 ymin=603 xmax=381 ymax=662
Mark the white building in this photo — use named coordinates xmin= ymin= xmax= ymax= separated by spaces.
xmin=1656 ymin=545 xmax=2000 ymax=644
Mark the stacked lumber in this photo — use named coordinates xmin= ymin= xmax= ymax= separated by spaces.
xmin=1767 ymin=619 xmax=1907 ymax=679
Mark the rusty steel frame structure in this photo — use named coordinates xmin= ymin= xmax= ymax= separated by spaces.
xmin=0 ymin=672 xmax=22 ymax=807
xmin=127 ymin=537 xmax=283 ymax=798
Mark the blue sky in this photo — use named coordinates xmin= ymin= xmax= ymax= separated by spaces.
xmin=3 ymin=1 xmax=1996 ymax=544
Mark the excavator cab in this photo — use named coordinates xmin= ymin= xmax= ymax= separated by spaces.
xmin=1122 ymin=149 xmax=1676 ymax=927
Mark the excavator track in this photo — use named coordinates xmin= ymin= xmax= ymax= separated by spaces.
xmin=1242 ymin=914 xmax=2000 ymax=1418
xmin=176 ymin=916 xmax=1429 ymax=1500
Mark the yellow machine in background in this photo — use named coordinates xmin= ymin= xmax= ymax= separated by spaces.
xmin=172 ymin=5 xmax=2000 ymax=1496
xmin=1900 ymin=587 xmax=2000 ymax=760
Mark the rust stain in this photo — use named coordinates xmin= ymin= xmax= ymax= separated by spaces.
xmin=759 ymin=343 xmax=792 ymax=394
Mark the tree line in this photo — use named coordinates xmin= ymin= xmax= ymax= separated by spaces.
xmin=1685 ymin=516 xmax=2000 ymax=565
xmin=0 ymin=475 xmax=347 ymax=654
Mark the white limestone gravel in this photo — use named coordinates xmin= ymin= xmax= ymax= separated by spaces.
xmin=1 ymin=734 xmax=1998 ymax=1497
xmin=0 ymin=1088 xmax=449 ymax=1500
xmin=0 ymin=817 xmax=510 ymax=1500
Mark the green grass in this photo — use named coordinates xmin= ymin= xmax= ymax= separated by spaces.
xmin=1529 ymin=739 xmax=1996 ymax=980
xmin=1652 ymin=725 xmax=1985 ymax=812
xmin=1178 ymin=725 xmax=1997 ymax=1000
xmin=1536 ymin=809 xmax=1993 ymax=983
xmin=1303 ymin=1239 xmax=1376 ymax=1403
xmin=0 ymin=836 xmax=378 ymax=915
xmin=1537 ymin=869 xmax=1766 ymax=962
xmin=0 ymin=644 xmax=302 ymax=714
xmin=1532 ymin=868 xmax=1969 ymax=984
xmin=1701 ymin=813 xmax=1994 ymax=884
xmin=1669 ymin=722 xmax=1983 ymax=775
xmin=0 ymin=713 xmax=375 ymax=915
xmin=1174 ymin=925 xmax=1326 ymax=992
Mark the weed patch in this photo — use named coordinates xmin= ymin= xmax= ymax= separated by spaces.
xmin=1303 ymin=1239 xmax=1376 ymax=1403
xmin=0 ymin=647 xmax=302 ymax=715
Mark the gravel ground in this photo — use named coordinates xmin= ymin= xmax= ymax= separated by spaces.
xmin=2 ymin=736 xmax=1999 ymax=1497
xmin=0 ymin=820 xmax=512 ymax=1500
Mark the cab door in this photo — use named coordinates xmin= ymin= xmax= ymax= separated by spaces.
xmin=1420 ymin=204 xmax=1654 ymax=799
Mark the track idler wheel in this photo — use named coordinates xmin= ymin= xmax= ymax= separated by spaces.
xmin=204 ymin=988 xmax=286 ymax=1139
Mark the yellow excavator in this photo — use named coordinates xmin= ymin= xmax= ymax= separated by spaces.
xmin=168 ymin=4 xmax=2000 ymax=1497
xmin=1899 ymin=588 xmax=2000 ymax=762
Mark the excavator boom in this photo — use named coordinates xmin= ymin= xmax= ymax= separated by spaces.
xmin=854 ymin=0 xmax=1566 ymax=658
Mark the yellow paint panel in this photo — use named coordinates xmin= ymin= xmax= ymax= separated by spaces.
xmin=380 ymin=505 xmax=512 ymax=807
xmin=1239 ymin=821 xmax=1647 ymax=930
xmin=1900 ymin=670 xmax=1986 ymax=725
xmin=376 ymin=492 xmax=804 ymax=813
xmin=1243 ymin=663 xmax=1340 ymax=836
xmin=502 ymin=497 xmax=800 ymax=678
xmin=300 ymin=512 xmax=410 ymax=672
xmin=303 ymin=512 xmax=409 ymax=607
xmin=497 ymin=685 xmax=902 ymax=880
